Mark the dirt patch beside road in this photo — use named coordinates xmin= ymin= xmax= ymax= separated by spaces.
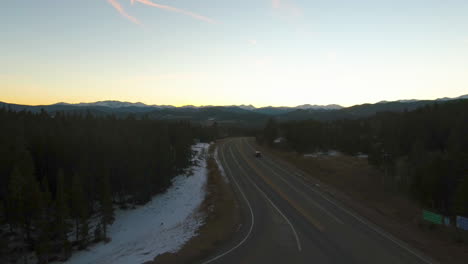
xmin=152 ymin=144 xmax=240 ymax=264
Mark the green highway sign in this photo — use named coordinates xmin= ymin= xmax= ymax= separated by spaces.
xmin=423 ymin=210 xmax=443 ymax=224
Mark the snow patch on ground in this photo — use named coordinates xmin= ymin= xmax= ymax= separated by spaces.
xmin=273 ymin=137 xmax=285 ymax=143
xmin=356 ymin=152 xmax=369 ymax=159
xmin=214 ymin=146 xmax=229 ymax=183
xmin=304 ymin=150 xmax=342 ymax=158
xmin=328 ymin=150 xmax=341 ymax=157
xmin=60 ymin=143 xmax=210 ymax=264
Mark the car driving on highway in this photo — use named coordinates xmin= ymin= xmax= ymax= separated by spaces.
xmin=255 ymin=151 xmax=262 ymax=158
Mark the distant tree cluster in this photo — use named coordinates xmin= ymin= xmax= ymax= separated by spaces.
xmin=0 ymin=109 xmax=218 ymax=263
xmin=263 ymin=100 xmax=468 ymax=216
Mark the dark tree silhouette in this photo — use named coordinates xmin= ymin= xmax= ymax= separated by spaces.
xmin=273 ymin=100 xmax=468 ymax=215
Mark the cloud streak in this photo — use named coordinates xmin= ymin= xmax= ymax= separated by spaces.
xmin=107 ymin=0 xmax=141 ymax=25
xmin=134 ymin=0 xmax=217 ymax=24
xmin=272 ymin=0 xmax=281 ymax=9
xmin=107 ymin=0 xmax=217 ymax=25
xmin=271 ymin=0 xmax=302 ymax=17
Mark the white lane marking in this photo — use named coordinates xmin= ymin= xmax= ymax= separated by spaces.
xmin=242 ymin=140 xmax=344 ymax=224
xmin=244 ymin=139 xmax=436 ymax=264
xmin=201 ymin=141 xmax=255 ymax=264
xmin=229 ymin=146 xmax=302 ymax=252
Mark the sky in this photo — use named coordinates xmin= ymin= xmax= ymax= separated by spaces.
xmin=1 ymin=0 xmax=468 ymax=107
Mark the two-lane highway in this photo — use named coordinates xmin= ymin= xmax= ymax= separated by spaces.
xmin=201 ymin=138 xmax=435 ymax=264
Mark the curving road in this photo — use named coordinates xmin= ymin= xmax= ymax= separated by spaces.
xmin=200 ymin=138 xmax=436 ymax=264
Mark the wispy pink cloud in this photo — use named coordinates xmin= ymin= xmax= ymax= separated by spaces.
xmin=107 ymin=0 xmax=217 ymax=25
xmin=271 ymin=0 xmax=302 ymax=17
xmin=134 ymin=0 xmax=217 ymax=24
xmin=107 ymin=0 xmax=141 ymax=25
xmin=272 ymin=0 xmax=281 ymax=9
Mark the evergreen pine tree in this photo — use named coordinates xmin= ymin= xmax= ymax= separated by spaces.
xmin=0 ymin=202 xmax=7 ymax=257
xmin=20 ymin=150 xmax=42 ymax=244
xmin=93 ymin=223 xmax=102 ymax=242
xmin=78 ymin=216 xmax=89 ymax=249
xmin=54 ymin=170 xmax=71 ymax=260
xmin=455 ymin=175 xmax=468 ymax=216
xmin=0 ymin=201 xmax=4 ymax=226
xmin=99 ymin=171 xmax=114 ymax=241
xmin=263 ymin=118 xmax=278 ymax=146
xmin=6 ymin=165 xmax=25 ymax=233
xmin=70 ymin=172 xmax=89 ymax=248
xmin=35 ymin=177 xmax=52 ymax=264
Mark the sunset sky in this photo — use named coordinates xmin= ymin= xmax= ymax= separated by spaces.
xmin=1 ymin=0 xmax=467 ymax=107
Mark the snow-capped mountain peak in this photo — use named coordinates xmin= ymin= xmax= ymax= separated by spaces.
xmin=237 ymin=104 xmax=256 ymax=110
xmin=56 ymin=100 xmax=177 ymax=109
xmin=75 ymin=101 xmax=147 ymax=108
xmin=294 ymin=104 xmax=343 ymax=110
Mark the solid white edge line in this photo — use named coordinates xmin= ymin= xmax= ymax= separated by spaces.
xmin=201 ymin=141 xmax=255 ymax=264
xmin=244 ymin=139 xmax=436 ymax=264
xmin=229 ymin=145 xmax=302 ymax=252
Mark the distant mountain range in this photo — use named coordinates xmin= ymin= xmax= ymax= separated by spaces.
xmin=1 ymin=94 xmax=467 ymax=127
xmin=55 ymin=101 xmax=176 ymax=109
xmin=53 ymin=101 xmax=344 ymax=111
xmin=377 ymin=94 xmax=468 ymax=104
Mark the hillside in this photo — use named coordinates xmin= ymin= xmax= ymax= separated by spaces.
xmin=1 ymin=94 xmax=466 ymax=125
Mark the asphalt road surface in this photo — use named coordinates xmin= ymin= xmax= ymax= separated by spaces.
xmin=199 ymin=138 xmax=436 ymax=264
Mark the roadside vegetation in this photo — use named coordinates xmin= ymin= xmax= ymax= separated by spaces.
xmin=260 ymin=99 xmax=468 ymax=217
xmin=0 ymin=109 xmax=218 ymax=263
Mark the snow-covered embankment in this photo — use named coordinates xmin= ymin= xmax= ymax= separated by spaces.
xmin=62 ymin=143 xmax=210 ymax=264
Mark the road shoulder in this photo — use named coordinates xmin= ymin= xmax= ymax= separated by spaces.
xmin=151 ymin=143 xmax=241 ymax=264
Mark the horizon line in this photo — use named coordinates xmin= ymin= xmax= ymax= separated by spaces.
xmin=2 ymin=93 xmax=467 ymax=109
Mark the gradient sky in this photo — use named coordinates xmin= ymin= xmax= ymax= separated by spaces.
xmin=1 ymin=0 xmax=468 ymax=107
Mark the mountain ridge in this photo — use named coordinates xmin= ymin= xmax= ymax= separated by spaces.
xmin=50 ymin=94 xmax=468 ymax=110
xmin=54 ymin=100 xmax=344 ymax=110
xmin=1 ymin=94 xmax=466 ymax=127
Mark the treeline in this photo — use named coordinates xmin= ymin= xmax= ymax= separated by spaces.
xmin=262 ymin=100 xmax=468 ymax=217
xmin=0 ymin=109 xmax=218 ymax=263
